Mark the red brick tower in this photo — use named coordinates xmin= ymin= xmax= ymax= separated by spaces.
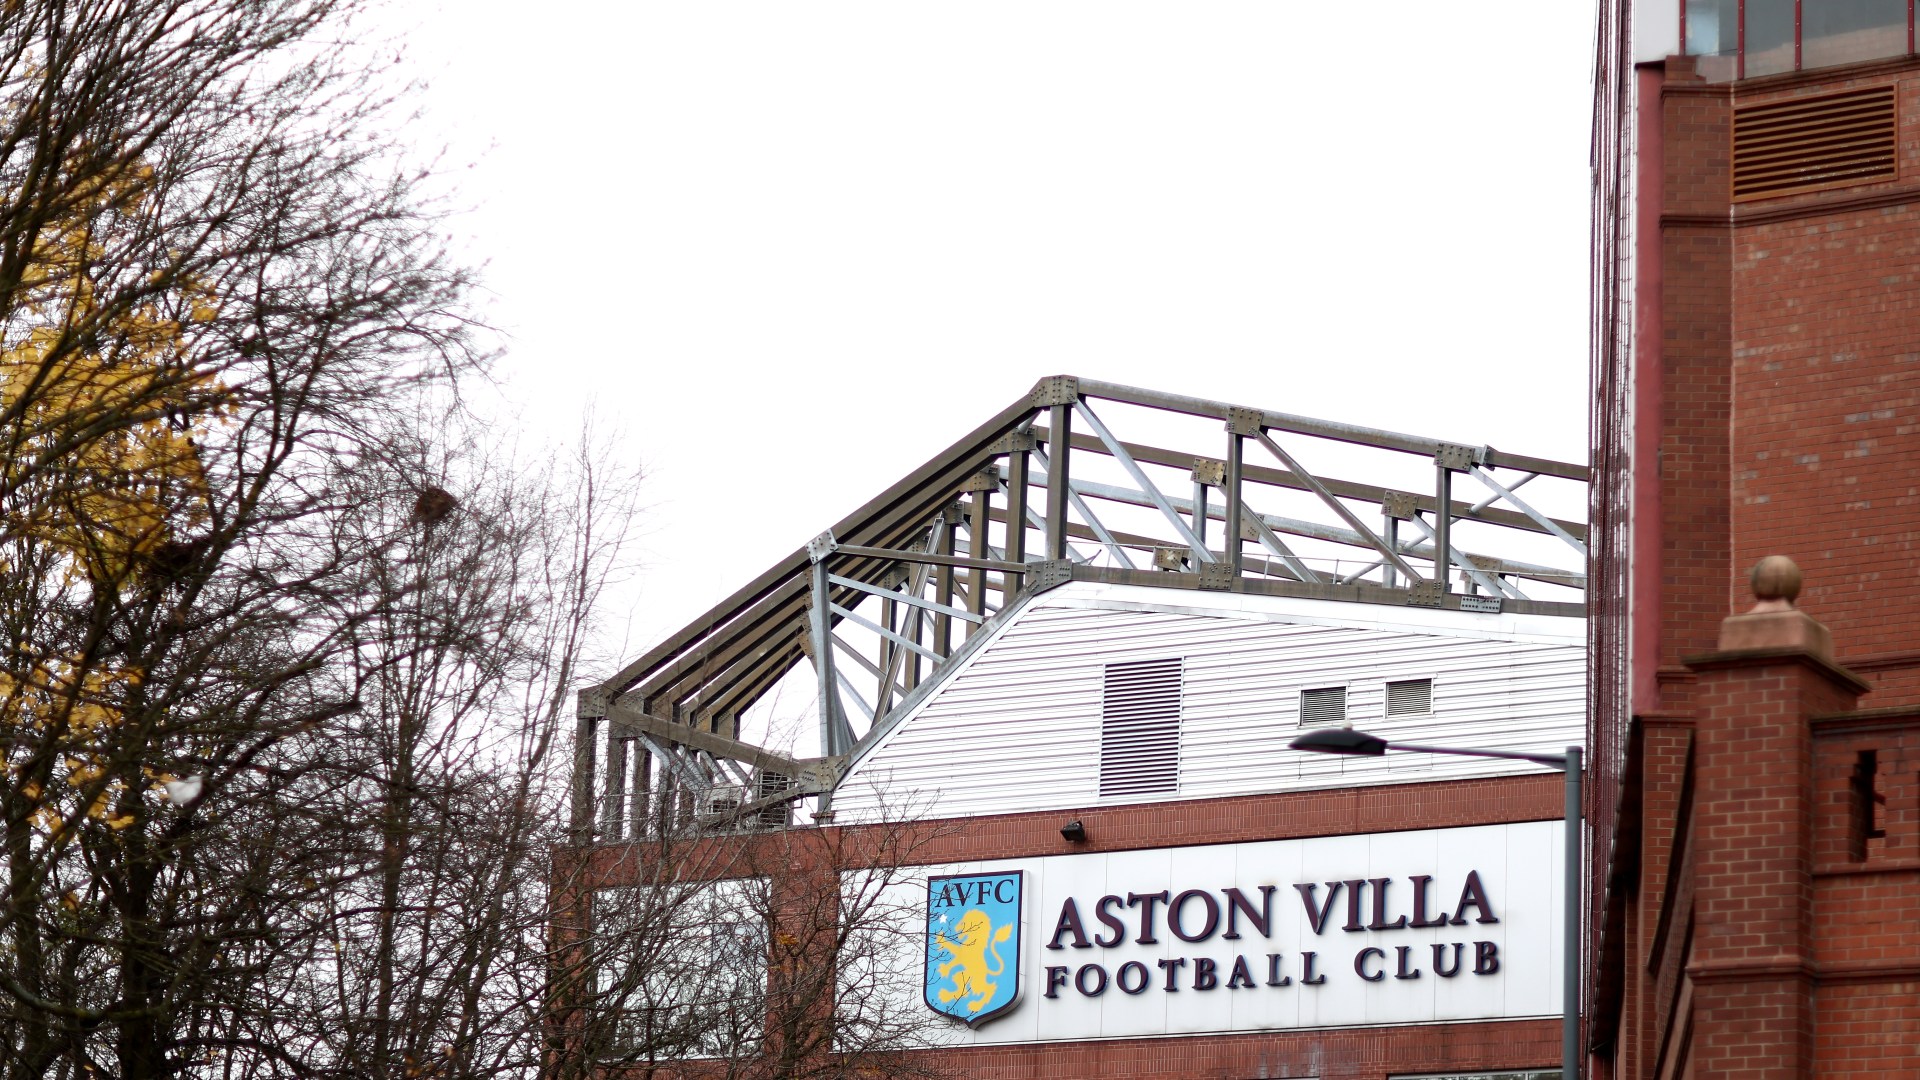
xmin=1590 ymin=4 xmax=1920 ymax=1076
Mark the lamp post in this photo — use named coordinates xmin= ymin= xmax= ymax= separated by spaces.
xmin=1290 ymin=728 xmax=1582 ymax=1080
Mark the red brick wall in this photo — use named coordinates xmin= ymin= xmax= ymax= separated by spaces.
xmin=1641 ymin=59 xmax=1920 ymax=704
xmin=925 ymin=1019 xmax=1559 ymax=1080
xmin=1728 ymin=69 xmax=1920 ymax=690
xmin=1656 ymin=68 xmax=1736 ymax=681
xmin=579 ymin=773 xmax=1568 ymax=887
xmin=1601 ymin=52 xmax=1920 ymax=1080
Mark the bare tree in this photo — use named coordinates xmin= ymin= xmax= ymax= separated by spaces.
xmin=0 ymin=4 xmax=960 ymax=1078
xmin=0 ymin=0 xmax=483 ymax=1075
xmin=216 ymin=419 xmax=634 ymax=1080
xmin=553 ymin=799 xmax=957 ymax=1080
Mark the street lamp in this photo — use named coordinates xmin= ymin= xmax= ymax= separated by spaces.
xmin=1290 ymin=728 xmax=1583 ymax=1080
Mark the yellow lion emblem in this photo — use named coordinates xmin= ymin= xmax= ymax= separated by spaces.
xmin=932 ymin=908 xmax=1014 ymax=1014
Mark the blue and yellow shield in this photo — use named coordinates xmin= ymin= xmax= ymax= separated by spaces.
xmin=923 ymin=870 xmax=1023 ymax=1027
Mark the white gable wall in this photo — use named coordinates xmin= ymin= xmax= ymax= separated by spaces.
xmin=832 ymin=582 xmax=1585 ymax=823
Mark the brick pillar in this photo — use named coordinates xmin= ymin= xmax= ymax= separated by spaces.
xmin=1683 ymin=558 xmax=1866 ymax=1079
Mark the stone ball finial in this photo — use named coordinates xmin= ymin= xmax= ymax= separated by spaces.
xmin=1750 ymin=556 xmax=1802 ymax=611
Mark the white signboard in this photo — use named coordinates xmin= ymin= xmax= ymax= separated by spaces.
xmin=869 ymin=820 xmax=1563 ymax=1045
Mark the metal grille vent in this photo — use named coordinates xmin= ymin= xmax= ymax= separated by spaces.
xmin=1299 ymin=686 xmax=1347 ymax=727
xmin=1386 ymin=678 xmax=1433 ymax=716
xmin=1733 ymin=87 xmax=1897 ymax=202
xmin=1099 ymin=658 xmax=1181 ymax=798
xmin=755 ymin=772 xmax=792 ymax=829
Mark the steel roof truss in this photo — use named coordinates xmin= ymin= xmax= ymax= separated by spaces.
xmin=1073 ymin=399 xmax=1214 ymax=565
xmin=1405 ymin=513 xmax=1527 ymax=600
xmin=1251 ymin=429 xmax=1424 ymax=584
xmin=1030 ymin=446 xmax=1135 ymax=568
xmin=1469 ymin=465 xmax=1589 ymax=557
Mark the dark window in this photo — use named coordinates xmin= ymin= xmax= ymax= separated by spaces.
xmin=1848 ymin=749 xmax=1887 ymax=862
xmin=1746 ymin=0 xmax=1799 ymax=76
xmin=1685 ymin=0 xmax=1914 ymax=80
xmin=1805 ymin=0 xmax=1909 ymax=68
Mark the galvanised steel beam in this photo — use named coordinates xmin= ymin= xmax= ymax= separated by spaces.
xmin=1031 ymin=426 xmax=1586 ymax=542
xmin=1030 ymin=446 xmax=1135 ymax=568
xmin=1250 ymin=429 xmax=1424 ymax=583
xmin=606 ymin=700 xmax=826 ymax=783
xmin=831 ymin=632 xmax=911 ymax=711
xmin=826 ymin=573 xmax=984 ymax=625
xmin=1225 ymin=432 xmax=1244 ymax=578
xmin=1235 ymin=500 xmax=1322 ymax=584
xmin=1073 ymin=398 xmax=1214 ymax=565
xmin=1045 ymin=401 xmax=1071 ymax=561
xmin=1405 ymin=513 xmax=1520 ymax=599
xmin=1000 ymin=471 xmax=1093 ymax=564
xmin=601 ymin=395 xmax=1037 ymax=697
xmin=1469 ymin=464 xmax=1588 ymax=557
xmin=1070 ymin=563 xmax=1584 ymax=619
xmin=830 ymin=602 xmax=943 ymax=663
xmin=1075 ymin=378 xmax=1588 ymax=481
xmin=636 ymin=733 xmax=712 ymax=796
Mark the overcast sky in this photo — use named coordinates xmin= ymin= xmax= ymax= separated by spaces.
xmin=393 ymin=1 xmax=1599 ymax=664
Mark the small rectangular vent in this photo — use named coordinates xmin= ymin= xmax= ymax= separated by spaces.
xmin=755 ymin=772 xmax=792 ymax=829
xmin=1299 ymin=686 xmax=1347 ymax=727
xmin=1099 ymin=658 xmax=1181 ymax=798
xmin=1733 ymin=86 xmax=1897 ymax=202
xmin=1386 ymin=678 xmax=1433 ymax=716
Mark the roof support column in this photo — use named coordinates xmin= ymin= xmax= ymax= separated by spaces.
xmin=935 ymin=506 xmax=957 ymax=657
xmin=967 ymin=485 xmax=992 ymax=632
xmin=1045 ymin=402 xmax=1071 ymax=561
xmin=1225 ymin=431 xmax=1244 ymax=578
xmin=570 ymin=696 xmax=601 ymax=841
xmin=809 ymin=557 xmax=850 ymax=759
xmin=1002 ymin=434 xmax=1031 ymax=565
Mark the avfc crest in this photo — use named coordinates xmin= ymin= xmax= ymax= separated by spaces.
xmin=923 ymin=870 xmax=1023 ymax=1027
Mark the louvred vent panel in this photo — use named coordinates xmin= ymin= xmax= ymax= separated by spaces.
xmin=1733 ymin=87 xmax=1897 ymax=202
xmin=1386 ymin=678 xmax=1432 ymax=716
xmin=1099 ymin=658 xmax=1181 ymax=798
xmin=1299 ymin=686 xmax=1347 ymax=727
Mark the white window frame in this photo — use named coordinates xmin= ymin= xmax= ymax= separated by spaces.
xmin=1296 ymin=681 xmax=1351 ymax=728
xmin=1384 ymin=674 xmax=1438 ymax=718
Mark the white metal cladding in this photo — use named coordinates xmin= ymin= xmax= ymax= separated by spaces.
xmin=831 ymin=582 xmax=1585 ymax=823
xmin=1098 ymin=658 xmax=1182 ymax=797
